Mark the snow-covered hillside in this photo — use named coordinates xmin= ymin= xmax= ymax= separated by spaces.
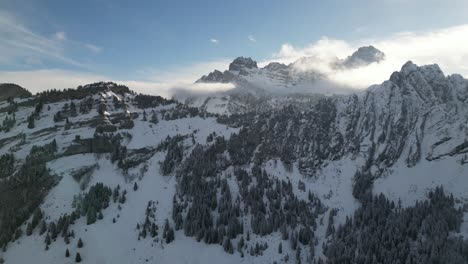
xmin=0 ymin=59 xmax=468 ymax=264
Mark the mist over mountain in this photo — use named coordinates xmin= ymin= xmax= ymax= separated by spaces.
xmin=171 ymin=46 xmax=386 ymax=115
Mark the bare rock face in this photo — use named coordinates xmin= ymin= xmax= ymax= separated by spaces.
xmin=228 ymin=57 xmax=258 ymax=71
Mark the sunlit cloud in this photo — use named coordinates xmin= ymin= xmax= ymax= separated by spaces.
xmin=265 ymin=24 xmax=468 ymax=89
xmin=248 ymin=35 xmax=256 ymax=43
xmin=209 ymin=38 xmax=219 ymax=45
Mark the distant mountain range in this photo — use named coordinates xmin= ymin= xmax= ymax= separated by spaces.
xmin=176 ymin=46 xmax=386 ymax=114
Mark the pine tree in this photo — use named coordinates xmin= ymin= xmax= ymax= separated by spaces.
xmin=27 ymin=114 xmax=35 ymax=129
xmin=77 ymin=238 xmax=83 ymax=248
xmin=40 ymin=220 xmax=47 ymax=235
xmin=278 ymin=242 xmax=283 ymax=254
xmin=70 ymin=101 xmax=77 ymax=117
xmin=26 ymin=223 xmax=33 ymax=236
xmin=223 ymin=238 xmax=234 ymax=254
xmin=163 ymin=219 xmax=169 ymax=239
xmin=119 ymin=192 xmax=126 ymax=204
xmin=133 ymin=182 xmax=138 ymax=191
xmin=296 ymin=246 xmax=302 ymax=264
xmin=86 ymin=209 xmax=97 ymax=225
xmin=75 ymin=252 xmax=82 ymax=263
xmin=166 ymin=227 xmax=175 ymax=243
xmin=150 ymin=112 xmax=158 ymax=124
xmin=45 ymin=233 xmax=51 ymax=245
xmin=237 ymin=236 xmax=245 ymax=252
xmin=65 ymin=248 xmax=70 ymax=257
xmin=151 ymin=223 xmax=157 ymax=237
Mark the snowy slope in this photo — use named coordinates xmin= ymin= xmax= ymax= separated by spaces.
xmin=0 ymin=58 xmax=467 ymax=264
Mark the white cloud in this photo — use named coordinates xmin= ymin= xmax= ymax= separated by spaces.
xmin=209 ymin=38 xmax=219 ymax=45
xmin=54 ymin=31 xmax=66 ymax=41
xmin=132 ymin=59 xmax=233 ymax=97
xmin=0 ymin=59 xmax=233 ymax=98
xmin=248 ymin=35 xmax=256 ymax=43
xmin=267 ymin=24 xmax=468 ymax=89
xmin=85 ymin=44 xmax=102 ymax=53
xmin=0 ymin=69 xmax=105 ymax=94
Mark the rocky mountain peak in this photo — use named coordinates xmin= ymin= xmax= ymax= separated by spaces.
xmin=228 ymin=57 xmax=258 ymax=71
xmin=340 ymin=45 xmax=385 ymax=68
xmin=263 ymin=62 xmax=288 ymax=71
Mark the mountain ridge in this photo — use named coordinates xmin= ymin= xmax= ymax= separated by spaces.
xmin=0 ymin=83 xmax=32 ymax=101
xmin=0 ymin=60 xmax=467 ymax=264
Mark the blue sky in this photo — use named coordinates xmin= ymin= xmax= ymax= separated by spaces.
xmin=1 ymin=0 xmax=468 ymax=96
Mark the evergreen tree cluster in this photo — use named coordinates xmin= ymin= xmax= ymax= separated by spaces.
xmin=0 ymin=153 xmax=15 ymax=179
xmin=324 ymin=187 xmax=468 ymax=264
xmin=248 ymin=242 xmax=269 ymax=256
xmin=79 ymin=96 xmax=94 ymax=114
xmin=111 ymin=184 xmax=127 ymax=205
xmin=163 ymin=219 xmax=175 ymax=244
xmin=25 ymin=208 xmax=43 ymax=236
xmin=169 ymin=132 xmax=327 ymax=256
xmin=73 ymin=183 xmax=112 ymax=225
xmin=42 ymin=212 xmax=77 ymax=248
xmin=352 ymin=170 xmax=374 ymax=201
xmin=133 ymin=94 xmax=175 ymax=109
xmin=36 ymin=82 xmax=132 ymax=103
xmin=27 ymin=101 xmax=45 ymax=129
xmin=1 ymin=114 xmax=16 ymax=132
xmin=54 ymin=100 xmax=80 ymax=123
xmin=159 ymin=135 xmax=186 ymax=175
xmin=0 ymin=140 xmax=58 ymax=247
xmin=160 ymin=104 xmax=205 ymax=121
xmin=150 ymin=110 xmax=158 ymax=124
xmin=218 ymin=101 xmax=340 ymax=175
xmin=137 ymin=201 xmax=159 ymax=240
xmin=37 ymin=183 xmax=116 ymax=251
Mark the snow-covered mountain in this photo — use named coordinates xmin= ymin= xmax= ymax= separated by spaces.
xmin=332 ymin=45 xmax=385 ymax=69
xmin=0 ymin=60 xmax=468 ymax=264
xmin=178 ymin=46 xmax=385 ymax=115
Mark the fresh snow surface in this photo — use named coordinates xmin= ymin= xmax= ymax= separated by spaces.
xmin=374 ymin=157 xmax=468 ymax=207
